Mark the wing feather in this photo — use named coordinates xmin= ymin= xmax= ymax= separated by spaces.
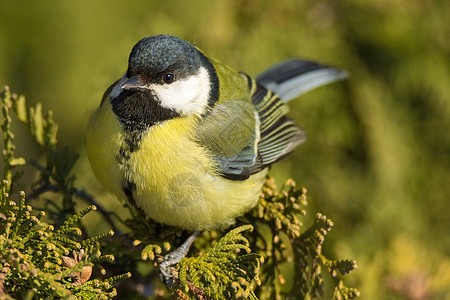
xmin=195 ymin=59 xmax=347 ymax=180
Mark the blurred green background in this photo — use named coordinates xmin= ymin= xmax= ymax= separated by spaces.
xmin=1 ymin=0 xmax=449 ymax=298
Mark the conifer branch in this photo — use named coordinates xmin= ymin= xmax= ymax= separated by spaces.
xmin=1 ymin=86 xmax=359 ymax=299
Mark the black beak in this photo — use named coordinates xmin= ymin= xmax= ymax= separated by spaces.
xmin=122 ymin=77 xmax=145 ymax=90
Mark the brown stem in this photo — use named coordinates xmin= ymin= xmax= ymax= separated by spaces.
xmin=27 ymin=183 xmax=120 ymax=234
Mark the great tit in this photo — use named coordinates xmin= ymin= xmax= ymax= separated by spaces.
xmin=86 ymin=34 xmax=347 ymax=279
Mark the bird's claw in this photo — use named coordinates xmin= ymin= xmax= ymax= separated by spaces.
xmin=158 ymin=231 xmax=200 ymax=286
xmin=159 ymin=247 xmax=186 ymax=286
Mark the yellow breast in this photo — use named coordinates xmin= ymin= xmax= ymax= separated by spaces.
xmin=86 ymin=101 xmax=267 ymax=231
xmin=86 ymin=101 xmax=126 ymax=201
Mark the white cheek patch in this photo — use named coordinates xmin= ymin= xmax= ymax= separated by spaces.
xmin=110 ymin=73 xmax=127 ymax=99
xmin=150 ymin=66 xmax=211 ymax=116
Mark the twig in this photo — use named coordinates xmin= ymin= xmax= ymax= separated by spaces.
xmin=27 ymin=183 xmax=59 ymax=199
xmin=27 ymin=183 xmax=120 ymax=234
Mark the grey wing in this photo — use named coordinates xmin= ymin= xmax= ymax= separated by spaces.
xmin=197 ymin=59 xmax=347 ymax=181
xmin=195 ymin=99 xmax=262 ymax=180
xmin=214 ymin=138 xmax=263 ymax=180
xmin=196 ymin=77 xmax=305 ymax=181
xmin=247 ymin=76 xmax=306 ymax=167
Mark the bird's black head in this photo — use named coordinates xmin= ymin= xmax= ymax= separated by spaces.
xmin=109 ymin=35 xmax=219 ymax=131
xmin=128 ymin=35 xmax=202 ymax=83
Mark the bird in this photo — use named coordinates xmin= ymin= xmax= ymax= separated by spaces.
xmin=86 ymin=34 xmax=347 ymax=281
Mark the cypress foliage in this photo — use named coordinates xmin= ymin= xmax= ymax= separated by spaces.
xmin=0 ymin=86 xmax=358 ymax=299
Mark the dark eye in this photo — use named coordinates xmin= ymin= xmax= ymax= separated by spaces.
xmin=162 ymin=73 xmax=175 ymax=84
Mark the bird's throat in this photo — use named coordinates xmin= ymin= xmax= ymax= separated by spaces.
xmin=111 ymin=89 xmax=180 ymax=131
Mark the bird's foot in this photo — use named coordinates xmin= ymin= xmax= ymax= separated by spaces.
xmin=159 ymin=231 xmax=200 ymax=286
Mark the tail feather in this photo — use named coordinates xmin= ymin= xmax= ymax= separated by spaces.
xmin=256 ymin=59 xmax=348 ymax=102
